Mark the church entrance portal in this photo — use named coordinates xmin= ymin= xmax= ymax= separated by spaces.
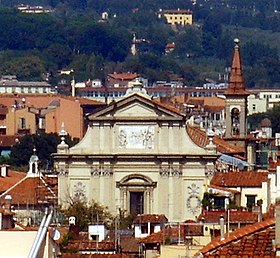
xmin=130 ymin=191 xmax=144 ymax=215
xmin=117 ymin=174 xmax=157 ymax=215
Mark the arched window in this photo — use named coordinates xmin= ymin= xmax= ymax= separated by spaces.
xmin=231 ymin=108 xmax=240 ymax=136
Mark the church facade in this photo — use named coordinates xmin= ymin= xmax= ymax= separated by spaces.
xmin=53 ymin=87 xmax=218 ymax=222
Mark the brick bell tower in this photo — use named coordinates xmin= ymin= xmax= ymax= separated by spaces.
xmin=224 ymin=38 xmax=250 ymax=140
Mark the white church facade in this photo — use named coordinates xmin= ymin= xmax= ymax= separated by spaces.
xmin=53 ymin=86 xmax=218 ymax=222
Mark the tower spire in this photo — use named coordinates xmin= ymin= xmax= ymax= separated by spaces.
xmin=225 ymin=38 xmax=250 ymax=96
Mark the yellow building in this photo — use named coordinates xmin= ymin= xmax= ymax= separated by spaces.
xmin=159 ymin=9 xmax=193 ymax=25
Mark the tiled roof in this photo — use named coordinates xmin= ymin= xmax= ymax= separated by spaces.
xmin=65 ymin=240 xmax=115 ymax=251
xmin=140 ymin=222 xmax=203 ymax=244
xmin=140 ymin=227 xmax=182 ymax=244
xmin=133 ymin=214 xmax=168 ymax=224
xmin=0 ymin=170 xmax=26 ymax=194
xmin=165 ymin=42 xmax=175 ymax=49
xmin=0 ymin=135 xmax=21 ymax=147
xmin=61 ymin=254 xmax=130 ymax=258
xmin=204 ymin=105 xmax=224 ymax=113
xmin=0 ymin=95 xmax=104 ymax=109
xmin=197 ymin=210 xmax=258 ymax=224
xmin=152 ymin=98 xmax=183 ymax=115
xmin=186 ymin=126 xmax=244 ymax=154
xmin=108 ymin=73 xmax=138 ymax=80
xmin=159 ymin=9 xmax=192 ymax=14
xmin=120 ymin=235 xmax=140 ymax=253
xmin=196 ymin=218 xmax=275 ymax=257
xmin=224 ymin=40 xmax=251 ymax=96
xmin=0 ymin=175 xmax=57 ymax=206
xmin=210 ymin=171 xmax=269 ymax=187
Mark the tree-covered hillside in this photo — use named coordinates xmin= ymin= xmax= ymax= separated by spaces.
xmin=0 ymin=0 xmax=280 ymax=86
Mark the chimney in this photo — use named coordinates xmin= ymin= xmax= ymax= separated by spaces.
xmin=1 ymin=165 xmax=8 ymax=177
xmin=4 ymin=195 xmax=12 ymax=212
xmin=220 ymin=215 xmax=225 ymax=241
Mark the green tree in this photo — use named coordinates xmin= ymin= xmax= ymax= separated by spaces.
xmin=60 ymin=199 xmax=113 ymax=231
xmin=0 ymin=55 xmax=46 ymax=81
xmin=8 ymin=133 xmax=77 ymax=170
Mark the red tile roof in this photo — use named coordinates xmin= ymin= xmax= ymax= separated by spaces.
xmin=210 ymin=171 xmax=269 ymax=188
xmin=197 ymin=210 xmax=258 ymax=224
xmin=0 ymin=170 xmax=26 ymax=193
xmin=224 ymin=40 xmax=251 ymax=96
xmin=186 ymin=126 xmax=244 ymax=154
xmin=140 ymin=227 xmax=180 ymax=243
xmin=61 ymin=254 xmax=130 ymax=258
xmin=0 ymin=175 xmax=57 ymax=206
xmin=120 ymin=234 xmax=140 ymax=253
xmin=133 ymin=214 xmax=168 ymax=224
xmin=0 ymin=94 xmax=104 ymax=109
xmin=0 ymin=135 xmax=21 ymax=147
xmin=196 ymin=218 xmax=275 ymax=257
xmin=108 ymin=73 xmax=138 ymax=80
xmin=65 ymin=240 xmax=115 ymax=251
xmin=140 ymin=222 xmax=203 ymax=244
xmin=152 ymin=98 xmax=183 ymax=115
xmin=159 ymin=9 xmax=192 ymax=14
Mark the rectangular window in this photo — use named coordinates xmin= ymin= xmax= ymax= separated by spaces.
xmin=141 ymin=224 xmax=148 ymax=234
xmin=246 ymin=195 xmax=256 ymax=210
xmin=19 ymin=118 xmax=26 ymax=129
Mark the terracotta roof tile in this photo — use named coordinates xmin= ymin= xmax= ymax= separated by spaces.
xmin=120 ymin=235 xmax=140 ymax=253
xmin=196 ymin=218 xmax=275 ymax=257
xmin=0 ymin=94 xmax=104 ymax=109
xmin=152 ymin=98 xmax=183 ymax=115
xmin=197 ymin=210 xmax=258 ymax=224
xmin=108 ymin=73 xmax=138 ymax=80
xmin=211 ymin=171 xmax=269 ymax=187
xmin=186 ymin=126 xmax=244 ymax=154
xmin=159 ymin=9 xmax=192 ymax=14
xmin=224 ymin=41 xmax=251 ymax=96
xmin=61 ymin=254 xmax=130 ymax=258
xmin=65 ymin=240 xmax=115 ymax=251
xmin=0 ymin=175 xmax=57 ymax=206
xmin=133 ymin=214 xmax=168 ymax=224
xmin=0 ymin=135 xmax=21 ymax=147
xmin=140 ymin=222 xmax=203 ymax=244
xmin=140 ymin=227 xmax=181 ymax=244
xmin=0 ymin=170 xmax=26 ymax=193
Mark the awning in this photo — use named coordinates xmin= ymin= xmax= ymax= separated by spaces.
xmin=218 ymin=154 xmax=251 ymax=170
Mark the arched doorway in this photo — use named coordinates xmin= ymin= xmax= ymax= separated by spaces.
xmin=116 ymin=174 xmax=157 ymax=215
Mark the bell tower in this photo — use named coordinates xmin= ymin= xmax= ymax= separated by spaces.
xmin=224 ymin=39 xmax=250 ymax=139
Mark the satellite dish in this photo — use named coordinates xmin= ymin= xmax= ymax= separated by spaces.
xmin=53 ymin=229 xmax=61 ymax=241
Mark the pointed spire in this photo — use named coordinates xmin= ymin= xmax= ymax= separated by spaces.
xmin=224 ymin=38 xmax=250 ymax=96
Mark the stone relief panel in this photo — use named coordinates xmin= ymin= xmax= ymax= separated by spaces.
xmin=186 ymin=183 xmax=201 ymax=215
xmin=73 ymin=181 xmax=86 ymax=202
xmin=118 ymin=125 xmax=155 ymax=149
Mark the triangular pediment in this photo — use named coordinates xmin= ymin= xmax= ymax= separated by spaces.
xmin=114 ymin=102 xmax=158 ymax=117
xmin=88 ymin=93 xmax=184 ymax=120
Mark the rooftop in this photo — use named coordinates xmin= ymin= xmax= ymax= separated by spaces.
xmin=196 ymin=218 xmax=275 ymax=257
xmin=210 ymin=171 xmax=269 ymax=188
xmin=197 ymin=210 xmax=259 ymax=224
xmin=133 ymin=214 xmax=168 ymax=224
